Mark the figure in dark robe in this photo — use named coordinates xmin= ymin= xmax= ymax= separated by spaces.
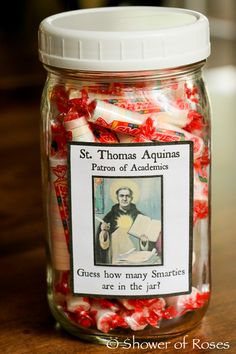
xmin=95 ymin=187 xmax=142 ymax=264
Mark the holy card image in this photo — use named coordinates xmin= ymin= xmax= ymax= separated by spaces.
xmin=93 ymin=176 xmax=163 ymax=266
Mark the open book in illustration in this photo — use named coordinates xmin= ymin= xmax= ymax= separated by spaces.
xmin=128 ymin=214 xmax=161 ymax=242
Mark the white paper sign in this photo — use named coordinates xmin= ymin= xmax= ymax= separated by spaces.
xmin=69 ymin=142 xmax=193 ymax=297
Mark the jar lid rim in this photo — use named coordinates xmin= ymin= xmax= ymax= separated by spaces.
xmin=38 ymin=6 xmax=210 ymax=71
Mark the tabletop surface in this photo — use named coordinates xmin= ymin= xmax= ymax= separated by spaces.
xmin=0 ymin=90 xmax=235 ymax=354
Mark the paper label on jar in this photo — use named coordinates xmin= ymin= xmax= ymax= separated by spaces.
xmin=68 ymin=142 xmax=193 ymax=297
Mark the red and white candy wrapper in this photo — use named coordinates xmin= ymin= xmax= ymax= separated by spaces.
xmin=141 ymin=118 xmax=204 ymax=160
xmin=149 ymin=110 xmax=189 ymax=129
xmin=118 ymin=299 xmax=136 ymax=310
xmin=87 ymin=100 xmax=145 ymax=135
xmin=64 ymin=112 xmax=88 ymax=131
xmin=63 ymin=292 xmax=210 ymax=332
xmin=154 ymin=125 xmax=204 ymax=160
xmin=119 ymin=297 xmax=165 ymax=312
xmin=92 ymin=298 xmax=120 ymax=312
xmin=64 ymin=104 xmax=119 ymax=143
xmin=194 ymin=166 xmax=208 ymax=200
xmin=105 ymin=97 xmax=160 ymax=114
xmin=49 ymin=81 xmax=211 ymax=334
xmin=117 ymin=132 xmax=151 ymax=143
xmin=139 ymin=298 xmax=165 ymax=327
xmin=50 ymin=157 xmax=70 ymax=270
xmin=90 ymin=109 xmax=204 ymax=160
xmin=75 ymin=311 xmax=95 ymax=328
xmin=124 ymin=311 xmax=148 ymax=331
xmin=69 ymin=124 xmax=96 ymax=142
xmin=184 ymin=84 xmax=200 ymax=105
xmin=67 ymin=305 xmax=95 ymax=328
xmin=69 ymin=90 xmax=116 ymax=103
xmin=170 ymin=80 xmax=186 ymax=100
xmin=90 ymin=304 xmax=127 ymax=333
xmin=50 ymin=85 xmax=69 ymax=114
xmin=120 ymin=298 xmax=165 ymax=329
xmin=66 ymin=296 xmax=91 ymax=313
xmin=92 ymin=125 xmax=119 ymax=143
xmin=64 ymin=113 xmax=96 ymax=142
xmin=138 ymin=87 xmax=189 ymax=115
xmin=166 ymin=286 xmax=210 ymax=316
xmin=184 ymin=110 xmax=205 ymax=134
xmin=193 ymin=200 xmax=208 ymax=224
xmin=50 ymin=158 xmax=70 ymax=244
xmin=146 ymin=298 xmax=166 ymax=314
xmin=193 ymin=165 xmax=209 ymax=223
xmin=116 ymin=133 xmax=136 ymax=143
xmin=51 ymin=116 xmax=68 ymax=157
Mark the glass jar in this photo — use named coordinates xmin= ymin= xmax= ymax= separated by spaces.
xmin=39 ymin=7 xmax=211 ymax=345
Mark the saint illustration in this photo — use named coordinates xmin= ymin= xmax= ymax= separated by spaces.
xmin=94 ymin=178 xmax=162 ymax=266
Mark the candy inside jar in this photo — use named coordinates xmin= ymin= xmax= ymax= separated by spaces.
xmin=39 ymin=6 xmax=211 ymax=344
xmin=45 ymin=75 xmax=210 ymax=339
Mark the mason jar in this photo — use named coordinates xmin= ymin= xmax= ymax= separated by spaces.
xmin=38 ymin=6 xmax=211 ymax=345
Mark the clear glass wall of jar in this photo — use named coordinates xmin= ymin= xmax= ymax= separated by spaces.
xmin=40 ymin=62 xmax=211 ymax=344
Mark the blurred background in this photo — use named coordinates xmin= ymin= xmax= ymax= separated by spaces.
xmin=0 ymin=2 xmax=235 ymax=350
xmin=0 ymin=0 xmax=235 ymax=91
xmin=0 ymin=1 xmax=235 ymax=256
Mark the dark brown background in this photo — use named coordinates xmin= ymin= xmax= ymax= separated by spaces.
xmin=0 ymin=1 xmax=235 ymax=353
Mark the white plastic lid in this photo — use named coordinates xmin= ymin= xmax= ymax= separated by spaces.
xmin=38 ymin=6 xmax=210 ymax=72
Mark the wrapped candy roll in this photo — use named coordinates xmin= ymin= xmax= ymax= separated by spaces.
xmin=153 ymin=124 xmax=204 ymax=160
xmin=119 ymin=297 xmax=165 ymax=312
xmin=92 ymin=125 xmax=119 ymax=143
xmin=92 ymin=298 xmax=120 ymax=313
xmin=116 ymin=132 xmax=151 ymax=144
xmin=139 ymin=87 xmax=189 ymax=115
xmin=49 ymin=157 xmax=70 ymax=270
xmin=87 ymin=99 xmax=145 ymax=135
xmin=90 ymin=303 xmax=127 ymax=333
xmin=64 ymin=109 xmax=119 ymax=143
xmin=106 ymin=97 xmax=160 ymax=114
xmin=141 ymin=118 xmax=205 ymax=160
xmin=88 ymin=101 xmax=204 ymax=160
xmin=68 ymin=124 xmax=96 ymax=142
xmin=124 ymin=311 xmax=148 ymax=331
xmin=121 ymin=298 xmax=165 ymax=329
xmin=66 ymin=296 xmax=91 ymax=312
xmin=64 ymin=113 xmax=96 ymax=142
xmin=149 ymin=110 xmax=189 ymax=128
xmin=64 ymin=112 xmax=89 ymax=131
xmin=118 ymin=299 xmax=136 ymax=310
xmin=165 ymin=286 xmax=210 ymax=316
